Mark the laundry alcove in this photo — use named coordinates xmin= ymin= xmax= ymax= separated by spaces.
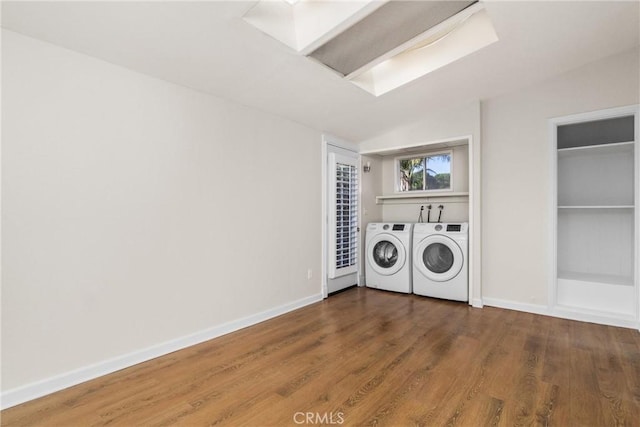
xmin=359 ymin=133 xmax=481 ymax=307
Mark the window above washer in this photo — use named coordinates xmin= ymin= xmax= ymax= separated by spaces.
xmin=396 ymin=151 xmax=452 ymax=193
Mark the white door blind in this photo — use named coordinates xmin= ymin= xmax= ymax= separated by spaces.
xmin=336 ymin=163 xmax=358 ymax=270
xmin=329 ymin=153 xmax=358 ymax=279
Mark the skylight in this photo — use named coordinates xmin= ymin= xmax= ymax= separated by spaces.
xmin=308 ymin=1 xmax=476 ymax=77
xmin=243 ymin=1 xmax=499 ymax=96
xmin=349 ymin=4 xmax=498 ymax=96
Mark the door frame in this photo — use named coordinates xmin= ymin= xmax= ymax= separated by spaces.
xmin=321 ymin=134 xmax=360 ymax=298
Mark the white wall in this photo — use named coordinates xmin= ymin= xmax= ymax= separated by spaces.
xmin=481 ymin=48 xmax=639 ymax=306
xmin=360 ymin=155 xmax=383 ymax=225
xmin=1 ymin=30 xmax=322 ymax=397
xmin=358 ymin=101 xmax=480 ymax=153
xmin=358 ymin=154 xmax=383 ymax=284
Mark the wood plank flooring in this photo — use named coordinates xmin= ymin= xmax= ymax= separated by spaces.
xmin=2 ymin=287 xmax=640 ymax=426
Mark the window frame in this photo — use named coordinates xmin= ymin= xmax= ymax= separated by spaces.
xmin=394 ymin=149 xmax=454 ymax=193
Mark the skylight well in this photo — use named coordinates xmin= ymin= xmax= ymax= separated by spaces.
xmin=243 ymin=0 xmax=498 ymax=96
xmin=308 ymin=1 xmax=476 ymax=77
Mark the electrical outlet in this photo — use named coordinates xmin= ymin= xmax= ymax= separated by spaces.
xmin=307 ymin=269 xmax=313 ymax=280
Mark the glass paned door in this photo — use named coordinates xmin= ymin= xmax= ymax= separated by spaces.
xmin=329 ymin=152 xmax=358 ymax=280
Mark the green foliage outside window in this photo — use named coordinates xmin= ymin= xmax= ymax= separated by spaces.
xmin=399 ymin=153 xmax=451 ymax=192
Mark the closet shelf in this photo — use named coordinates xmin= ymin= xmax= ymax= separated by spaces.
xmin=558 ymin=271 xmax=634 ymax=287
xmin=376 ymin=192 xmax=469 ymax=204
xmin=557 ymin=140 xmax=634 ymax=154
xmin=558 ymin=205 xmax=634 ymax=209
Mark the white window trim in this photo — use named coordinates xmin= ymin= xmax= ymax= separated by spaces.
xmin=394 ymin=149 xmax=454 ymax=193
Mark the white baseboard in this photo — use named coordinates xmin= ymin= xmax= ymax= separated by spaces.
xmin=551 ymin=305 xmax=640 ymax=330
xmin=1 ymin=293 xmax=323 ymax=410
xmin=482 ymin=297 xmax=640 ymax=330
xmin=482 ymin=297 xmax=550 ymax=316
xmin=471 ymin=298 xmax=483 ymax=308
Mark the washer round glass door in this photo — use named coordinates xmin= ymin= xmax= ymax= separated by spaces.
xmin=414 ymin=235 xmax=463 ymax=282
xmin=367 ymin=234 xmax=406 ymax=276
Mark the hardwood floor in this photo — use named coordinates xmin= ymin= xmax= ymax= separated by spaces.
xmin=3 ymin=287 xmax=640 ymax=426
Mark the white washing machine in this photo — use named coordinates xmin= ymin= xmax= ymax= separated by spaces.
xmin=365 ymin=223 xmax=413 ymax=293
xmin=412 ymin=223 xmax=468 ymax=301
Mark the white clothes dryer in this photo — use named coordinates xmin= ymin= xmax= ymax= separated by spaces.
xmin=412 ymin=223 xmax=468 ymax=301
xmin=365 ymin=223 xmax=413 ymax=293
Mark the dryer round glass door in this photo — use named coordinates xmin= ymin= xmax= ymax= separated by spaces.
xmin=373 ymin=241 xmax=398 ymax=268
xmin=414 ymin=235 xmax=463 ymax=282
xmin=423 ymin=243 xmax=454 ymax=273
xmin=367 ymin=234 xmax=406 ymax=276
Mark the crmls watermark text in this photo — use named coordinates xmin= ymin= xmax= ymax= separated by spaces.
xmin=293 ymin=412 xmax=345 ymax=425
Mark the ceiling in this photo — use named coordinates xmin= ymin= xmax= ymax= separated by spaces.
xmin=2 ymin=1 xmax=639 ymax=142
